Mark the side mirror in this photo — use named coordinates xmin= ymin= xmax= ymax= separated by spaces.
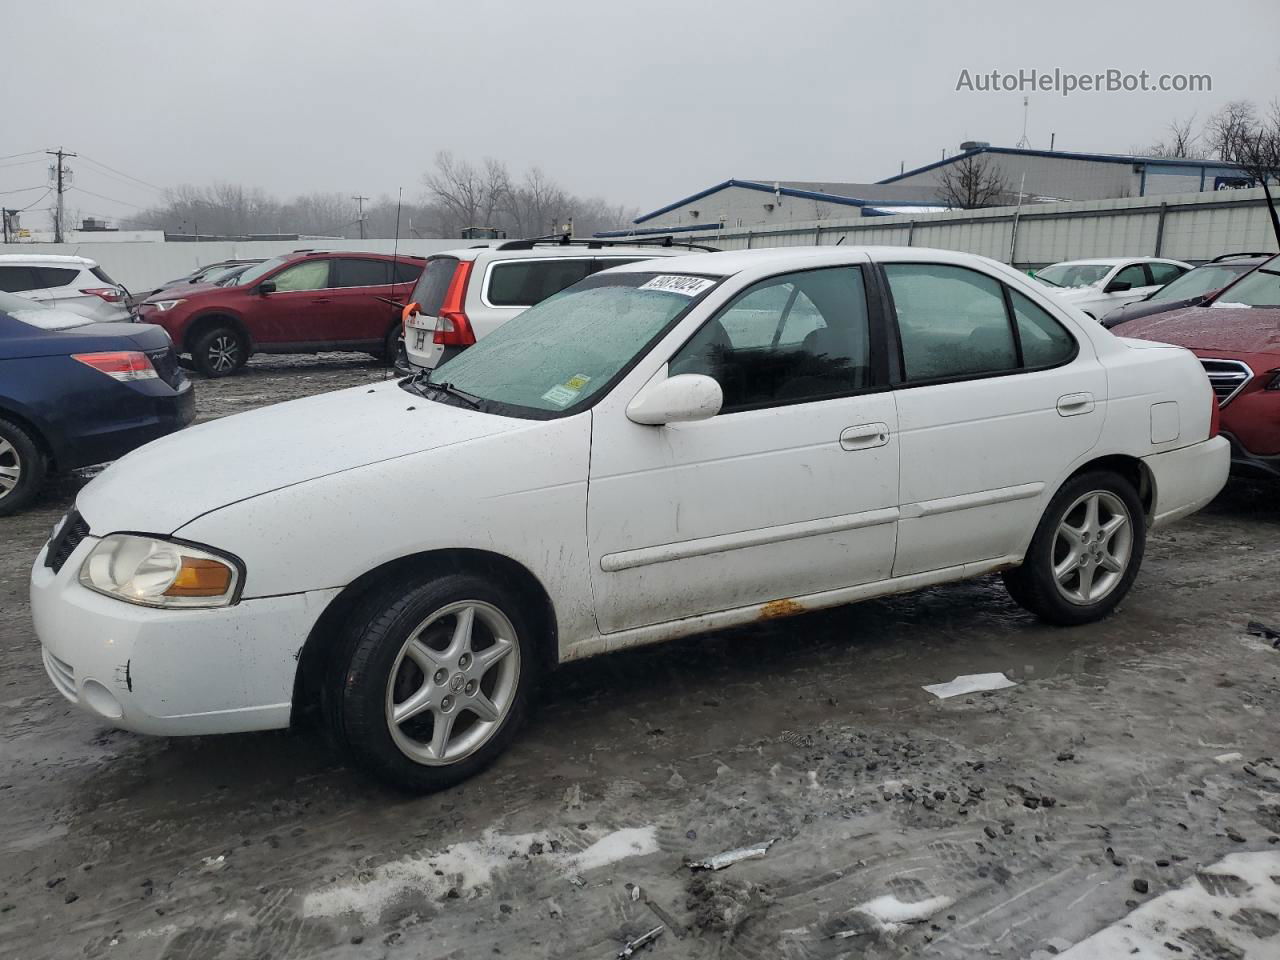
xmin=258 ymin=280 xmax=276 ymax=295
xmin=627 ymin=373 xmax=723 ymax=425
xmin=1104 ymin=279 xmax=1132 ymax=293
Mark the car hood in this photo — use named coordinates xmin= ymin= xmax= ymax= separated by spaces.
xmin=146 ymin=281 xmax=220 ymax=301
xmin=1118 ymin=305 xmax=1280 ymax=355
xmin=76 ymin=380 xmax=524 ymax=534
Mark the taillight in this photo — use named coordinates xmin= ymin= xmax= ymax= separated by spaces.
xmin=433 ymin=261 xmax=475 ymax=347
xmin=72 ymin=351 xmax=158 ymax=382
xmin=1209 ymin=389 xmax=1221 ymax=438
xmin=80 ymin=287 xmax=122 ymax=303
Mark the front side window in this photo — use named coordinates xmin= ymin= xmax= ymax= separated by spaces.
xmin=1213 ymin=265 xmax=1280 ymax=307
xmin=885 ymin=264 xmax=1017 ymax=381
xmin=420 ymin=271 xmax=716 ymax=416
xmin=237 ymin=256 xmax=290 ymax=288
xmin=271 ymin=259 xmax=331 ymax=292
xmin=1035 ymin=263 xmax=1111 ymax=288
xmin=486 ymin=259 xmax=593 ymax=307
xmin=669 ymin=266 xmax=871 ymax=412
xmin=1112 ymin=264 xmax=1150 ymax=289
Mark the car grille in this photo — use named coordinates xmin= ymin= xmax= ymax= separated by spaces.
xmin=42 ymin=647 xmax=77 ymax=703
xmin=45 ymin=511 xmax=90 ymax=574
xmin=147 ymin=347 xmax=183 ymax=388
xmin=1200 ymin=358 xmax=1254 ymax=407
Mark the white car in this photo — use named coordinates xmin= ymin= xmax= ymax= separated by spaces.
xmin=402 ymin=238 xmax=700 ymax=370
xmin=32 ymin=246 xmax=1228 ymax=791
xmin=1036 ymin=257 xmax=1191 ymax=320
xmin=0 ymin=254 xmax=132 ymax=322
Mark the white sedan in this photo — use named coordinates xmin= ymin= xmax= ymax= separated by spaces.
xmin=1036 ymin=257 xmax=1192 ymax=320
xmin=31 ymin=247 xmax=1228 ymax=791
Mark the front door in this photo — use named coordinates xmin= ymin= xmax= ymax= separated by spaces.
xmin=586 ymin=264 xmax=901 ymax=634
xmin=881 ymin=262 xmax=1106 ymax=576
xmin=254 ymin=257 xmax=341 ymax=345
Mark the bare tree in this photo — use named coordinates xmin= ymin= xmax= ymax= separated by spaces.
xmin=423 ymin=152 xmax=512 ymax=236
xmin=506 ymin=167 xmax=571 ymax=237
xmin=1206 ymin=98 xmax=1280 ymax=245
xmin=936 ymin=154 xmax=1011 ymax=208
xmin=1139 ymin=115 xmax=1207 ymax=159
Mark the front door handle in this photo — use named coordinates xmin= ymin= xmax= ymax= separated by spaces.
xmin=310 ymin=297 xmax=333 ymax=304
xmin=840 ymin=423 xmax=890 ymax=451
xmin=1057 ymin=392 xmax=1095 ymax=417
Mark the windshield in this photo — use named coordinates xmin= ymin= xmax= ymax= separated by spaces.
xmin=420 ymin=271 xmax=718 ymax=416
xmin=235 ymin=255 xmax=290 ymax=287
xmin=1036 ymin=263 xmax=1112 ymax=288
xmin=1210 ymin=265 xmax=1280 ymax=308
xmin=0 ymin=290 xmax=92 ymax=329
xmin=1149 ymin=263 xmax=1251 ymax=302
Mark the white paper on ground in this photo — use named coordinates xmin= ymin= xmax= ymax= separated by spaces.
xmin=922 ymin=672 xmax=1017 ymax=699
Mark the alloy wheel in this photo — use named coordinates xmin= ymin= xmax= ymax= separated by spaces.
xmin=384 ymin=600 xmax=521 ymax=766
xmin=208 ymin=335 xmax=240 ymax=372
xmin=1052 ymin=490 xmax=1133 ymax=605
xmin=0 ymin=437 xmax=21 ymax=500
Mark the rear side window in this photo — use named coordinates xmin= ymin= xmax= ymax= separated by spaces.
xmin=411 ymin=257 xmax=460 ymax=315
xmin=35 ymin=267 xmax=80 ymax=288
xmin=486 ymin=259 xmax=593 ymax=307
xmin=1147 ymin=262 xmax=1185 ymax=286
xmin=394 ymin=261 xmax=423 ymax=283
xmin=1010 ymin=290 xmax=1074 ymax=368
xmin=885 ymin=264 xmax=1018 ymax=381
xmin=333 ymin=258 xmax=397 ymax=288
xmin=0 ymin=266 xmax=41 ymax=292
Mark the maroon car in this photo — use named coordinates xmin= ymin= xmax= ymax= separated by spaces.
xmin=1121 ymin=255 xmax=1280 ymax=479
xmin=136 ymin=251 xmax=425 ymax=376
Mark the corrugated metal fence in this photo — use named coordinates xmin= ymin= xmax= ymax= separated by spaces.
xmin=635 ymin=187 xmax=1279 ymax=265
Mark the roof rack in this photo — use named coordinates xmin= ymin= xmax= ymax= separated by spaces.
xmin=492 ymin=234 xmax=720 ymax=253
xmin=1208 ymin=251 xmax=1275 ymax=262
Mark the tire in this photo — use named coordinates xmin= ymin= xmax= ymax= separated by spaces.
xmin=324 ymin=572 xmax=539 ymax=792
xmin=190 ymin=325 xmax=248 ymax=377
xmin=1002 ymin=470 xmax=1146 ymax=626
xmin=0 ymin=417 xmax=47 ymax=517
xmin=368 ymin=325 xmax=401 ymax=363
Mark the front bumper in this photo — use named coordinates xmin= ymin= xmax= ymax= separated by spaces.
xmin=1222 ymin=431 xmax=1280 ymax=480
xmin=1143 ymin=434 xmax=1230 ymax=529
xmin=31 ymin=533 xmax=340 ymax=736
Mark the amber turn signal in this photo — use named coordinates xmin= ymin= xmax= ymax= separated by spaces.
xmin=163 ymin=557 xmax=234 ymax=597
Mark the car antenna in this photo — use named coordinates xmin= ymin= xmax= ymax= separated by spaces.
xmin=385 ymin=187 xmax=403 ymax=381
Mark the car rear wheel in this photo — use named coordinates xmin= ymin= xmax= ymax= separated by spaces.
xmin=324 ymin=572 xmax=538 ymax=792
xmin=191 ymin=326 xmax=248 ymax=377
xmin=1002 ymin=471 xmax=1146 ymax=625
xmin=0 ymin=418 xmax=47 ymax=517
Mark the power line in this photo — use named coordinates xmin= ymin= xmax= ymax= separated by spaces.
xmin=17 ymin=189 xmax=52 ymax=212
xmin=0 ymin=158 xmax=45 ymax=171
xmin=70 ymin=185 xmax=143 ymax=208
xmin=0 ymin=185 xmax=45 ymax=195
xmin=0 ymin=149 xmax=44 ymax=162
xmin=76 ymin=153 xmax=165 ymax=192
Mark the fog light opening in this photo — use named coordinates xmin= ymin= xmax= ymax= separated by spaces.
xmin=81 ymin=679 xmax=124 ymax=720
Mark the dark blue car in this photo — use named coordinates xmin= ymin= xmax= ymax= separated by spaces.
xmin=0 ymin=291 xmax=195 ymax=515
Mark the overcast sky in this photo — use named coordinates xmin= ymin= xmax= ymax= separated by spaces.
xmin=4 ymin=0 xmax=1278 ymax=224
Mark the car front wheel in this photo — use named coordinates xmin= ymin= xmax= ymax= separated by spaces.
xmin=325 ymin=573 xmax=537 ymax=791
xmin=191 ymin=326 xmax=248 ymax=377
xmin=1003 ymin=471 xmax=1146 ymax=625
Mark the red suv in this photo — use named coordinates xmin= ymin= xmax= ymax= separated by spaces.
xmin=136 ymin=251 xmax=424 ymax=376
xmin=1122 ymin=254 xmax=1280 ymax=479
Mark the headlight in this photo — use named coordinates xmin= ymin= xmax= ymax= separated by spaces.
xmin=79 ymin=534 xmax=242 ymax=608
xmin=151 ymin=299 xmax=186 ymax=312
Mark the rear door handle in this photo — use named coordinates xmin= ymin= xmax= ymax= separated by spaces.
xmin=310 ymin=297 xmax=332 ymax=304
xmin=1057 ymin=392 xmax=1095 ymax=416
xmin=840 ymin=422 xmax=890 ymax=451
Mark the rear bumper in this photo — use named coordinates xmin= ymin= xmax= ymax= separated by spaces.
xmin=1143 ymin=435 xmax=1230 ymax=529
xmin=1222 ymin=431 xmax=1280 ymax=480
xmin=60 ymin=379 xmax=196 ymax=470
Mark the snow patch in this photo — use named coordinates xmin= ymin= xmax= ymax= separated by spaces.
xmin=853 ymin=893 xmax=954 ymax=932
xmin=1057 ymin=851 xmax=1280 ymax=959
xmin=301 ymin=825 xmax=658 ymax=922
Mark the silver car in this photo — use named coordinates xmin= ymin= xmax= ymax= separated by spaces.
xmin=0 ymin=254 xmax=132 ymax=322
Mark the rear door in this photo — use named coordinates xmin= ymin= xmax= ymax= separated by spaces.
xmin=330 ymin=257 xmax=403 ymax=345
xmin=882 ymin=261 xmax=1105 ymax=576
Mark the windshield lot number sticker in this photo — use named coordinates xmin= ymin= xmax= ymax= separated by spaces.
xmin=640 ymin=275 xmax=715 ymax=296
xmin=542 ymin=373 xmax=591 ymax=407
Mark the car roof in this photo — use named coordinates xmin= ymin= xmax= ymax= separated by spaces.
xmin=0 ymin=254 xmax=96 ymax=267
xmin=1046 ymin=257 xmax=1183 ymax=268
xmin=431 ymin=245 xmax=693 ymax=263
xmin=603 ymin=245 xmax=1023 ymax=278
xmin=289 ymin=250 xmax=424 ymax=262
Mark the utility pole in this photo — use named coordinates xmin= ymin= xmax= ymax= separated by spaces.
xmin=46 ymin=147 xmax=77 ymax=243
xmin=2 ymin=208 xmax=15 ymax=244
xmin=352 ymin=195 xmax=369 ymax=240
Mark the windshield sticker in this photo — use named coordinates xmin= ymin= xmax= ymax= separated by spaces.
xmin=541 ymin=373 xmax=591 ymax=407
xmin=639 ymin=275 xmax=715 ymax=297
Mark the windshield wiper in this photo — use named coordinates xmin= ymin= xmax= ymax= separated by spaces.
xmin=416 ymin=378 xmax=482 ymax=409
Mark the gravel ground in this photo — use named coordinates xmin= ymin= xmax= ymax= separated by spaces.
xmin=2 ymin=355 xmax=1279 ymax=959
